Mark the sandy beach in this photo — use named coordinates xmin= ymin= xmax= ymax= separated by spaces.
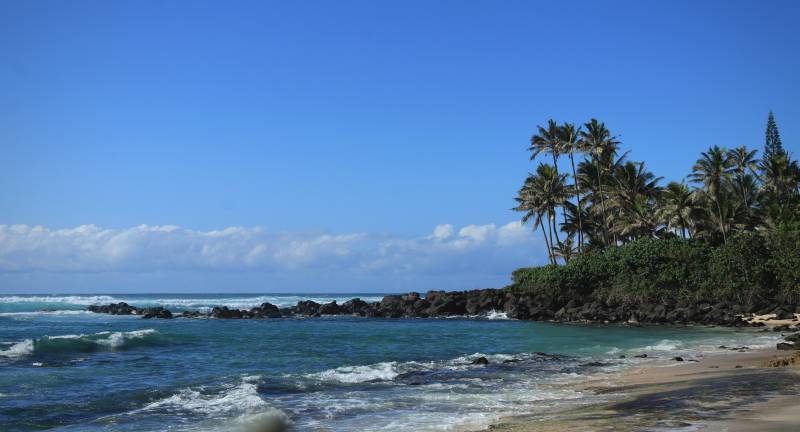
xmin=489 ymin=324 xmax=800 ymax=432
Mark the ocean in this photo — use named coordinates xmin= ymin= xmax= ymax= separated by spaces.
xmin=0 ymin=294 xmax=780 ymax=431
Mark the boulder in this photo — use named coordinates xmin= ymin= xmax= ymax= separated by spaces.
xmin=87 ymin=302 xmax=138 ymax=315
xmin=252 ymin=302 xmax=281 ymax=318
xmin=295 ymin=300 xmax=321 ymax=316
xmin=470 ymin=356 xmax=489 ymax=365
xmin=318 ymin=301 xmax=342 ymax=315
xmin=141 ymin=307 xmax=173 ymax=319
xmin=777 ymin=342 xmax=799 ymax=351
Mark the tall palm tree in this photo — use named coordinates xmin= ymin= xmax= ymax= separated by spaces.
xmin=689 ymin=146 xmax=733 ymax=243
xmin=726 ymin=146 xmax=760 ymax=216
xmin=535 ymin=163 xmax=569 ymax=254
xmin=657 ymin=182 xmax=694 ymax=239
xmin=529 ymin=119 xmax=563 ymax=166
xmin=559 ymin=122 xmax=585 ymax=253
xmin=579 ymin=119 xmax=619 ymax=246
xmin=514 ymin=174 xmax=555 ymax=265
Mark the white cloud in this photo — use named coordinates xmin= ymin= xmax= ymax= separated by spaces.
xmin=0 ymin=223 xmax=544 ymax=277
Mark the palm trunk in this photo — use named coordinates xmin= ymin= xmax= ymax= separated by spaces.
xmin=569 ymin=152 xmax=583 ymax=254
xmin=550 ymin=210 xmax=562 ymax=247
xmin=538 ymin=222 xmax=554 ymax=265
xmin=546 ymin=213 xmax=556 ymax=265
xmin=593 ymin=156 xmax=610 ymax=247
xmin=714 ymin=193 xmax=727 ymax=244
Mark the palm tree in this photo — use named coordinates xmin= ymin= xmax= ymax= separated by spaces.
xmin=559 ymin=122 xmax=585 ymax=253
xmin=529 ymin=119 xmax=563 ymax=166
xmin=609 ymin=161 xmax=662 ymax=241
xmin=515 ymin=173 xmax=555 ymax=265
xmin=552 ymin=233 xmax=576 ymax=263
xmin=657 ymin=182 xmax=695 ymax=239
xmin=760 ymin=153 xmax=800 ymax=228
xmin=689 ymin=146 xmax=733 ymax=243
xmin=535 ymin=164 xmax=569 ymax=255
xmin=579 ymin=119 xmax=619 ymax=246
xmin=515 ymin=164 xmax=569 ymax=264
xmin=726 ymin=146 xmax=760 ymax=218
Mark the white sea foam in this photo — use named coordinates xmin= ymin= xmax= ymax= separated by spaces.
xmin=641 ymin=339 xmax=682 ymax=351
xmin=307 ymin=362 xmax=405 ymax=383
xmin=137 ymin=377 xmax=290 ymax=427
xmin=0 ymin=294 xmax=385 ymax=311
xmin=0 ymin=310 xmax=96 ymax=317
xmin=0 ymin=340 xmax=34 ymax=358
xmin=484 ymin=310 xmax=511 ymax=320
xmin=0 ymin=329 xmax=157 ymax=359
xmin=0 ymin=295 xmax=117 ymax=305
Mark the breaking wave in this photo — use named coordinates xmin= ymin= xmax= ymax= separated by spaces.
xmin=0 ymin=294 xmax=385 ymax=312
xmin=135 ymin=376 xmax=291 ymax=430
xmin=0 ymin=329 xmax=159 ymax=359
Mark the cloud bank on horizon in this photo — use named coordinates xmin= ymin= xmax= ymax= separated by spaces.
xmin=0 ymin=222 xmax=544 ymax=292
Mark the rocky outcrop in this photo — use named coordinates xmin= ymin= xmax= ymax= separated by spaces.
xmin=141 ymin=307 xmax=173 ymax=319
xmin=85 ymin=290 xmax=783 ymax=327
xmin=87 ymin=302 xmax=138 ymax=315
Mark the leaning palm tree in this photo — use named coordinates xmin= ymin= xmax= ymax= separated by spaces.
xmin=656 ymin=182 xmax=695 ymax=239
xmin=579 ymin=119 xmax=620 ymax=246
xmin=514 ymin=174 xmax=555 ymax=265
xmin=514 ymin=165 xmax=568 ymax=264
xmin=536 ymin=164 xmax=570 ymax=255
xmin=689 ymin=146 xmax=733 ymax=243
xmin=559 ymin=122 xmax=585 ymax=253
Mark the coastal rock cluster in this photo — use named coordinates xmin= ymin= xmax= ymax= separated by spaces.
xmin=84 ymin=289 xmax=796 ymax=327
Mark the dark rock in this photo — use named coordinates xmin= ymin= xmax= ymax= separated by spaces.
xmin=318 ymin=301 xmax=342 ymax=315
xmin=634 ymin=354 xmax=648 ymax=358
xmin=774 ymin=308 xmax=795 ymax=320
xmin=340 ymin=298 xmax=369 ymax=315
xmin=785 ymin=333 xmax=800 ymax=343
xmin=777 ymin=342 xmax=799 ymax=350
xmin=295 ymin=300 xmax=321 ymax=316
xmin=87 ymin=302 xmax=138 ymax=315
xmin=212 ymin=306 xmax=243 ymax=319
xmin=672 ymin=356 xmax=684 ymax=362
xmin=470 ymin=356 xmax=489 ymax=365
xmin=502 ymin=358 xmax=521 ymax=364
xmin=141 ymin=307 xmax=173 ymax=319
xmin=251 ymin=302 xmax=281 ymax=318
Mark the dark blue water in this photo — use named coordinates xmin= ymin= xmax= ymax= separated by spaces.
xmin=0 ymin=294 xmax=779 ymax=431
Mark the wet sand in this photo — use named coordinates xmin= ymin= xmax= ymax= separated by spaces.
xmin=489 ymin=327 xmax=800 ymax=431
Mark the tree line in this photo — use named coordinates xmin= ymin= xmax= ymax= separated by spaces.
xmin=514 ymin=112 xmax=800 ymax=265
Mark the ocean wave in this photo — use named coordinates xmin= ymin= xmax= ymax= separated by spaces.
xmin=0 ymin=295 xmax=117 ymax=305
xmin=0 ymin=310 xmax=97 ymax=317
xmin=0 ymin=329 xmax=159 ymax=359
xmin=136 ymin=376 xmax=291 ymax=430
xmin=641 ymin=339 xmax=682 ymax=351
xmin=0 ymin=294 xmax=385 ymax=311
xmin=484 ymin=310 xmax=511 ymax=320
xmin=306 ymin=362 xmax=408 ymax=384
xmin=303 ymin=351 xmax=556 ymax=385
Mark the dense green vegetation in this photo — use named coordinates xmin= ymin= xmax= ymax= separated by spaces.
xmin=510 ymin=230 xmax=800 ymax=310
xmin=512 ymin=112 xmax=799 ymax=309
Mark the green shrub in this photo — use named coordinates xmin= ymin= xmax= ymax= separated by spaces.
xmin=509 ymin=233 xmax=799 ymax=309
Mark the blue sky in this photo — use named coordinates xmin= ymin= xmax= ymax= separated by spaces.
xmin=1 ymin=1 xmax=798 ymax=293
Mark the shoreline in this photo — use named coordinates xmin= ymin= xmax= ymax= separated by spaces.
xmin=488 ymin=329 xmax=800 ymax=432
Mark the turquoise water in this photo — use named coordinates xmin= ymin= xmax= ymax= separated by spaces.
xmin=0 ymin=294 xmax=779 ymax=431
